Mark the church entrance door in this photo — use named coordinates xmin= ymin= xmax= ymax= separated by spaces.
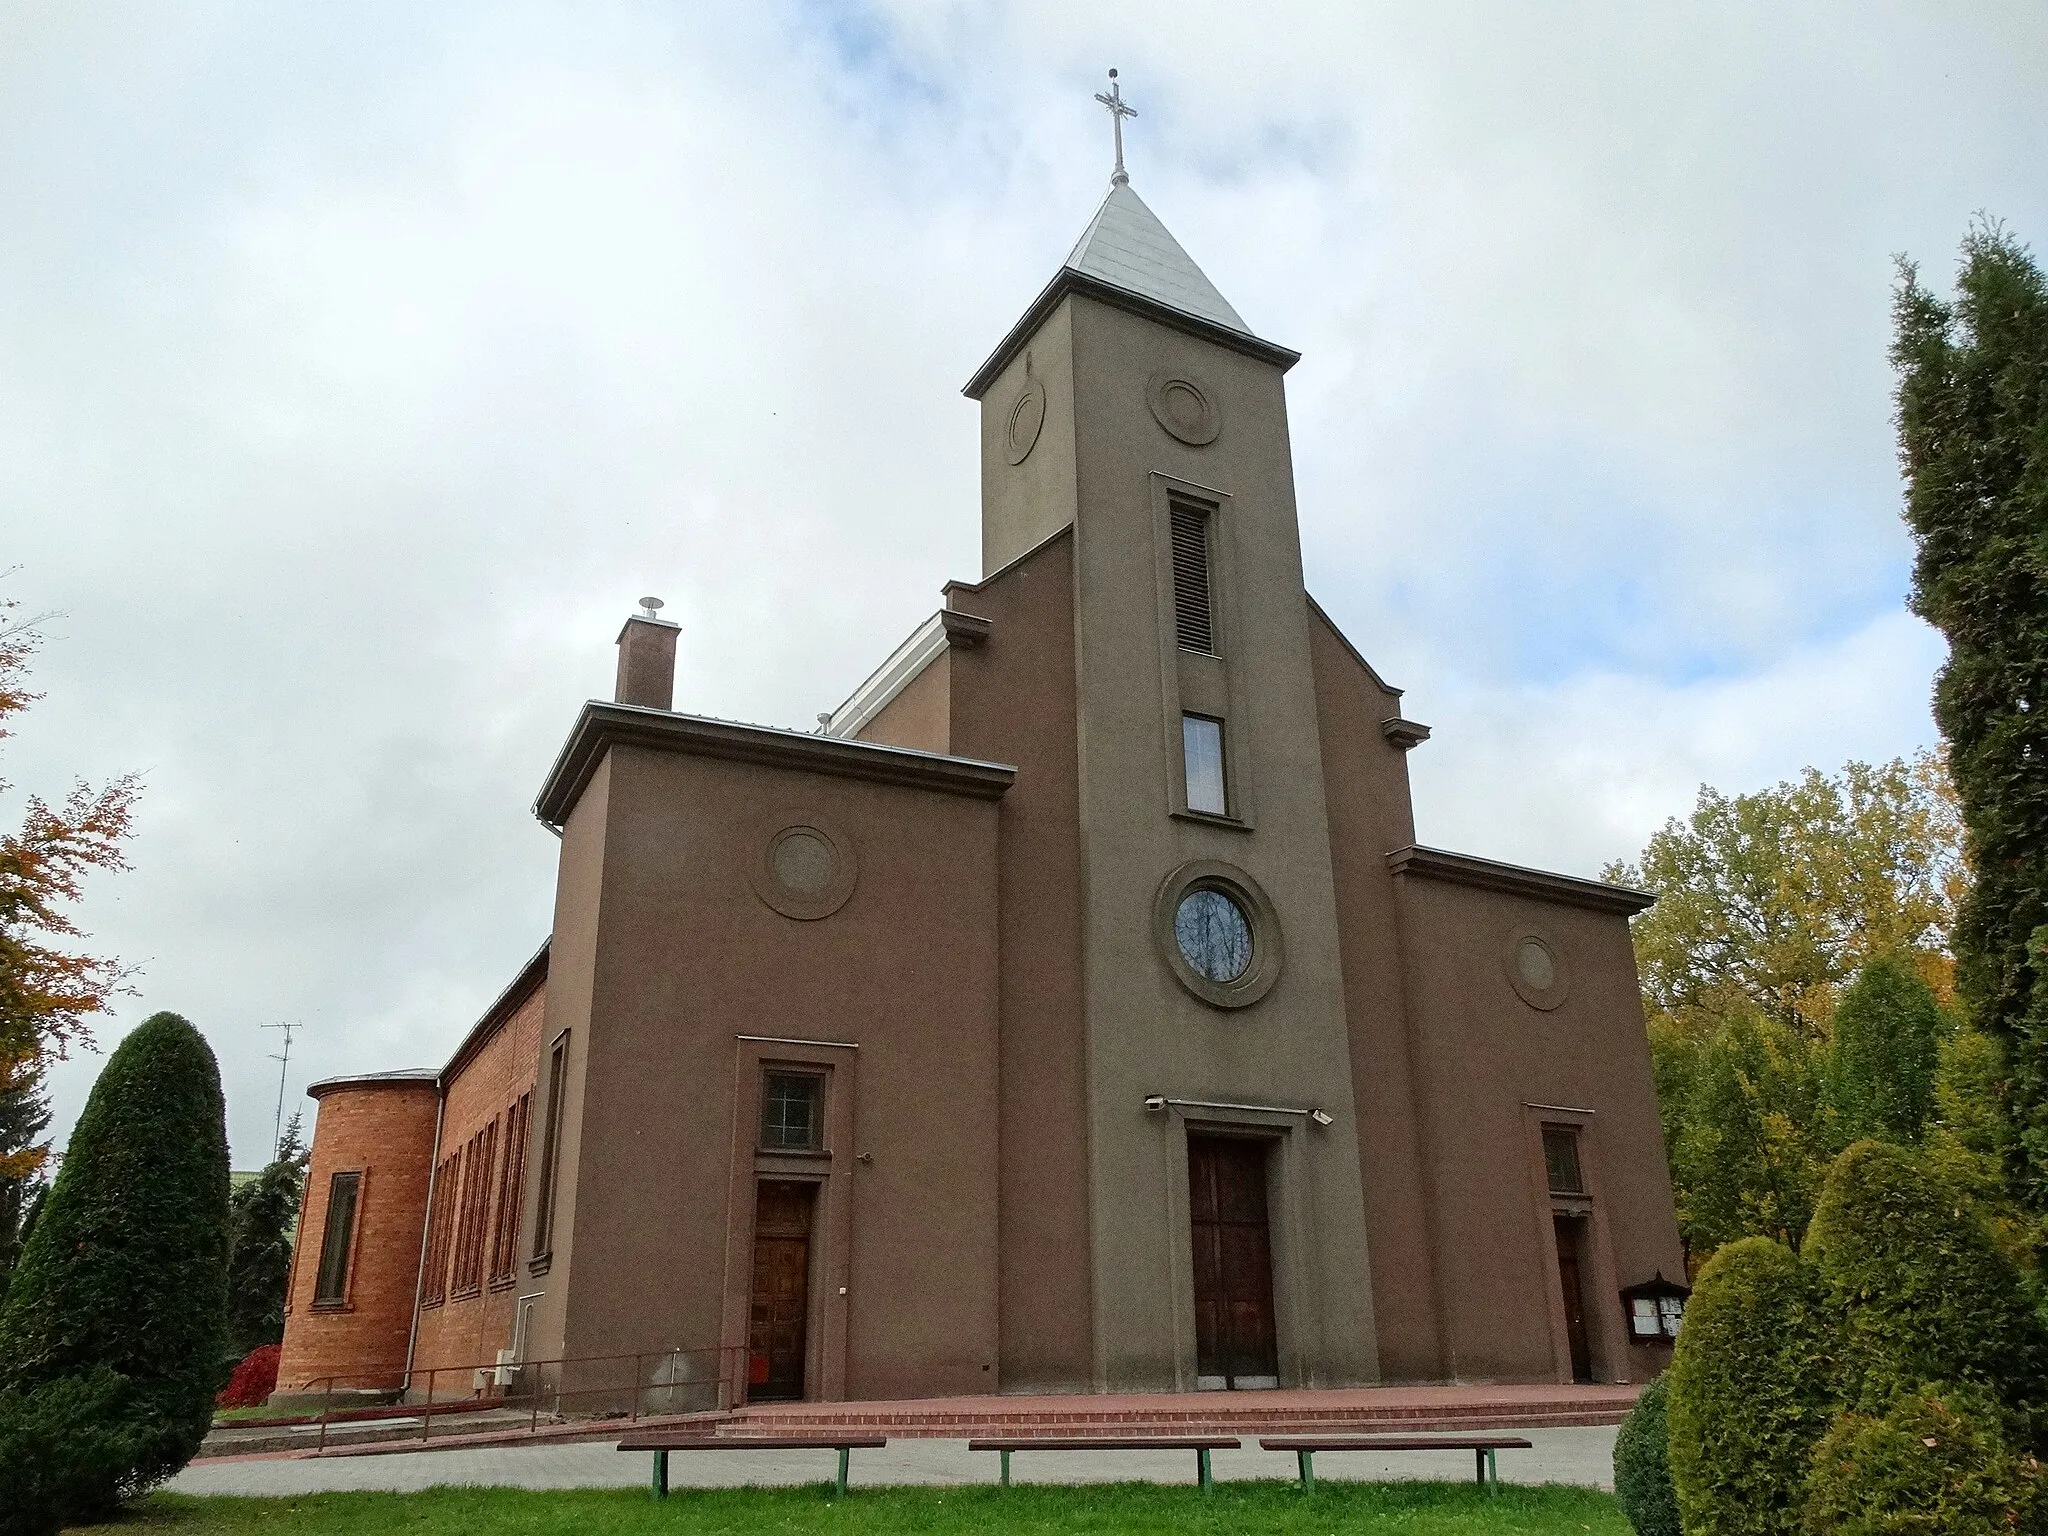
xmin=1187 ymin=1135 xmax=1280 ymax=1389
xmin=1553 ymin=1214 xmax=1594 ymax=1383
xmin=748 ymin=1181 xmax=816 ymax=1402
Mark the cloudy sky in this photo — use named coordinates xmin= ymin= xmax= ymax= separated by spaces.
xmin=6 ymin=2 xmax=2043 ymax=1167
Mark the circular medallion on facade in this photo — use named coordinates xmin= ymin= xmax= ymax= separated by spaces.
xmin=1005 ymin=380 xmax=1047 ymax=465
xmin=1154 ymin=860 xmax=1282 ymax=1009
xmin=750 ymin=814 xmax=858 ymax=920
xmin=1147 ymin=371 xmax=1221 ymax=446
xmin=1504 ymin=928 xmax=1570 ymax=1011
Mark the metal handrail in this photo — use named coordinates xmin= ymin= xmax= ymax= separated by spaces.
xmin=296 ymin=1345 xmax=746 ymax=1451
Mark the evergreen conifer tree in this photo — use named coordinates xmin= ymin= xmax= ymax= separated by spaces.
xmin=0 ymin=1055 xmax=51 ymax=1302
xmin=1894 ymin=224 xmax=2048 ymax=1214
xmin=0 ymin=1012 xmax=230 ymax=1509
xmin=225 ymin=1113 xmax=306 ymax=1359
xmin=1822 ymin=954 xmax=1945 ymax=1150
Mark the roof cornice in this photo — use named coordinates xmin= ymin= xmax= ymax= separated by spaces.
xmin=1387 ymin=844 xmax=1655 ymax=916
xmin=963 ymin=269 xmax=1299 ymax=400
xmin=307 ymin=1069 xmax=440 ymax=1100
xmin=534 ymin=702 xmax=1017 ymax=829
xmin=440 ymin=941 xmax=550 ymax=1087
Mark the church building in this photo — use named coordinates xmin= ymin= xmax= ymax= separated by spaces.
xmin=276 ymin=146 xmax=1685 ymax=1409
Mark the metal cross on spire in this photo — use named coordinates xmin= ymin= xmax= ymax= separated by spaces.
xmin=1094 ymin=69 xmax=1136 ymax=186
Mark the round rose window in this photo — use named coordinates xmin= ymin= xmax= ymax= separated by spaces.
xmin=1175 ymin=887 xmax=1253 ymax=983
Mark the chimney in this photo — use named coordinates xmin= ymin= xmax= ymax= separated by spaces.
xmin=615 ymin=597 xmax=679 ymax=711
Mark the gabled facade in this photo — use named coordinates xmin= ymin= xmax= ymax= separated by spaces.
xmin=276 ymin=177 xmax=1683 ymax=1407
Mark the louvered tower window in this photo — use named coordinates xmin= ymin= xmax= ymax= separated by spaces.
xmin=1169 ymin=500 xmax=1215 ymax=654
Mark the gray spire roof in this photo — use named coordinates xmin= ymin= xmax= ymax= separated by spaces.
xmin=1061 ymin=182 xmax=1250 ymax=335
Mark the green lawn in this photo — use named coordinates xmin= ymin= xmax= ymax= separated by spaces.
xmin=75 ymin=1483 xmax=1628 ymax=1535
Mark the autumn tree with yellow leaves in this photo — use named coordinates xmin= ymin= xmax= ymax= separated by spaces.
xmin=1606 ymin=753 xmax=2025 ymax=1265
xmin=0 ymin=597 xmax=138 ymax=1289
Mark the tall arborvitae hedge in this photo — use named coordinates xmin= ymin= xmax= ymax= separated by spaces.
xmin=1894 ymin=225 xmax=2048 ymax=1214
xmin=1666 ymin=1237 xmax=1838 ymax=1536
xmin=226 ymin=1115 xmax=305 ymax=1359
xmin=1804 ymin=1139 xmax=2048 ymax=1442
xmin=0 ymin=1012 xmax=230 ymax=1512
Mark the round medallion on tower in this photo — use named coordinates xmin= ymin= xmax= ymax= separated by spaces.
xmin=1147 ymin=371 xmax=1220 ymax=446
xmin=1155 ymin=859 xmax=1282 ymax=1008
xmin=1504 ymin=927 xmax=1570 ymax=1011
xmin=1005 ymin=379 xmax=1047 ymax=464
xmin=750 ymin=813 xmax=859 ymax=920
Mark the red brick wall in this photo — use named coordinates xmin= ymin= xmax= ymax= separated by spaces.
xmin=410 ymin=982 xmax=546 ymax=1379
xmin=275 ymin=1082 xmax=440 ymax=1394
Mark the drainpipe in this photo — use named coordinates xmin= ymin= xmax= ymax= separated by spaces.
xmin=403 ymin=1088 xmax=448 ymax=1397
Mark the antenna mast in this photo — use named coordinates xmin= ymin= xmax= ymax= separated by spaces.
xmin=261 ymin=1020 xmax=302 ymax=1158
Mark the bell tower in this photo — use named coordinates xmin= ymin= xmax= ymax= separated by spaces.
xmin=963 ymin=83 xmax=1380 ymax=1391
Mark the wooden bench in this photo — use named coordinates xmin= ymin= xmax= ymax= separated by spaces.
xmin=968 ymin=1436 xmax=1243 ymax=1492
xmin=615 ymin=1431 xmax=888 ymax=1498
xmin=1258 ymin=1434 xmax=1534 ymax=1491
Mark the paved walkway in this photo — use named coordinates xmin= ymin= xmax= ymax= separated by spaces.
xmin=173 ymin=1426 xmax=1619 ymax=1495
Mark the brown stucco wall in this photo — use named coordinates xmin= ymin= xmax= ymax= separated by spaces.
xmin=275 ymin=1080 xmax=440 ymax=1394
xmin=1391 ymin=872 xmax=1685 ymax=1383
xmin=1307 ymin=606 xmax=1449 ymax=1381
xmin=944 ymin=528 xmax=1095 ymax=1392
xmin=544 ymin=741 xmax=1004 ymax=1401
xmin=521 ymin=754 xmax=612 ymax=1370
xmin=410 ymin=979 xmax=547 ymax=1379
xmin=856 ymin=650 xmax=950 ymax=754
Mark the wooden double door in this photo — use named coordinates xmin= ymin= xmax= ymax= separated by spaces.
xmin=1188 ymin=1136 xmax=1280 ymax=1389
xmin=748 ymin=1181 xmax=816 ymax=1402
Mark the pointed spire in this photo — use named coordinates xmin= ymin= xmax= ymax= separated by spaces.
xmin=1062 ymin=181 xmax=1250 ymax=335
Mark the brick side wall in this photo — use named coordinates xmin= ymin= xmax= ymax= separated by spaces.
xmin=274 ymin=1082 xmax=440 ymax=1394
xmin=410 ymin=982 xmax=547 ymax=1379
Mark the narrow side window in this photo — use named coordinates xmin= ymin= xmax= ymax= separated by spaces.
xmin=312 ymin=1170 xmax=362 ymax=1307
xmin=1542 ymin=1126 xmax=1586 ymax=1196
xmin=1182 ymin=714 xmax=1227 ymax=816
xmin=532 ymin=1034 xmax=570 ymax=1260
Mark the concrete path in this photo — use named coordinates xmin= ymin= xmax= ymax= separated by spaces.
xmin=172 ymin=1426 xmax=1618 ymax=1495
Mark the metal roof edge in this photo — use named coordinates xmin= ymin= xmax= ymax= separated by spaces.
xmin=963 ymin=270 xmax=1299 ymax=400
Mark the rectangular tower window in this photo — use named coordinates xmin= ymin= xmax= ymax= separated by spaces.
xmin=312 ymin=1170 xmax=361 ymax=1307
xmin=760 ymin=1072 xmax=824 ymax=1152
xmin=1183 ymin=714 xmax=1228 ymax=816
xmin=1543 ymin=1126 xmax=1587 ymax=1196
xmin=531 ymin=1033 xmax=569 ymax=1263
xmin=1169 ymin=500 xmax=1215 ymax=654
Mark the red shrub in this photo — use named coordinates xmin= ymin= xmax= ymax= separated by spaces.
xmin=217 ymin=1344 xmax=280 ymax=1409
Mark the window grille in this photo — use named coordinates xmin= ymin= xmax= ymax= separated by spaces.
xmin=451 ymin=1119 xmax=497 ymax=1298
xmin=489 ymin=1092 xmax=530 ymax=1288
xmin=760 ymin=1072 xmax=824 ymax=1152
xmin=312 ymin=1170 xmax=362 ymax=1307
xmin=1543 ymin=1126 xmax=1587 ymax=1196
xmin=1169 ymin=501 xmax=1215 ymax=654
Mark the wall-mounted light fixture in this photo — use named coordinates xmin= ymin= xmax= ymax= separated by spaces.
xmin=1310 ymin=1108 xmax=1334 ymax=1127
xmin=1143 ymin=1094 xmax=1168 ymax=1113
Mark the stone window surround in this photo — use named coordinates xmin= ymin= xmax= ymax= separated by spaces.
xmin=309 ymin=1166 xmax=367 ymax=1314
xmin=1149 ymin=473 xmax=1257 ymax=831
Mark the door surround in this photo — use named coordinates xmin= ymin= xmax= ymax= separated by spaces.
xmin=1519 ymin=1102 xmax=1629 ymax=1384
xmin=1154 ymin=1102 xmax=1319 ymax=1392
xmin=721 ymin=1036 xmax=857 ymax=1404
